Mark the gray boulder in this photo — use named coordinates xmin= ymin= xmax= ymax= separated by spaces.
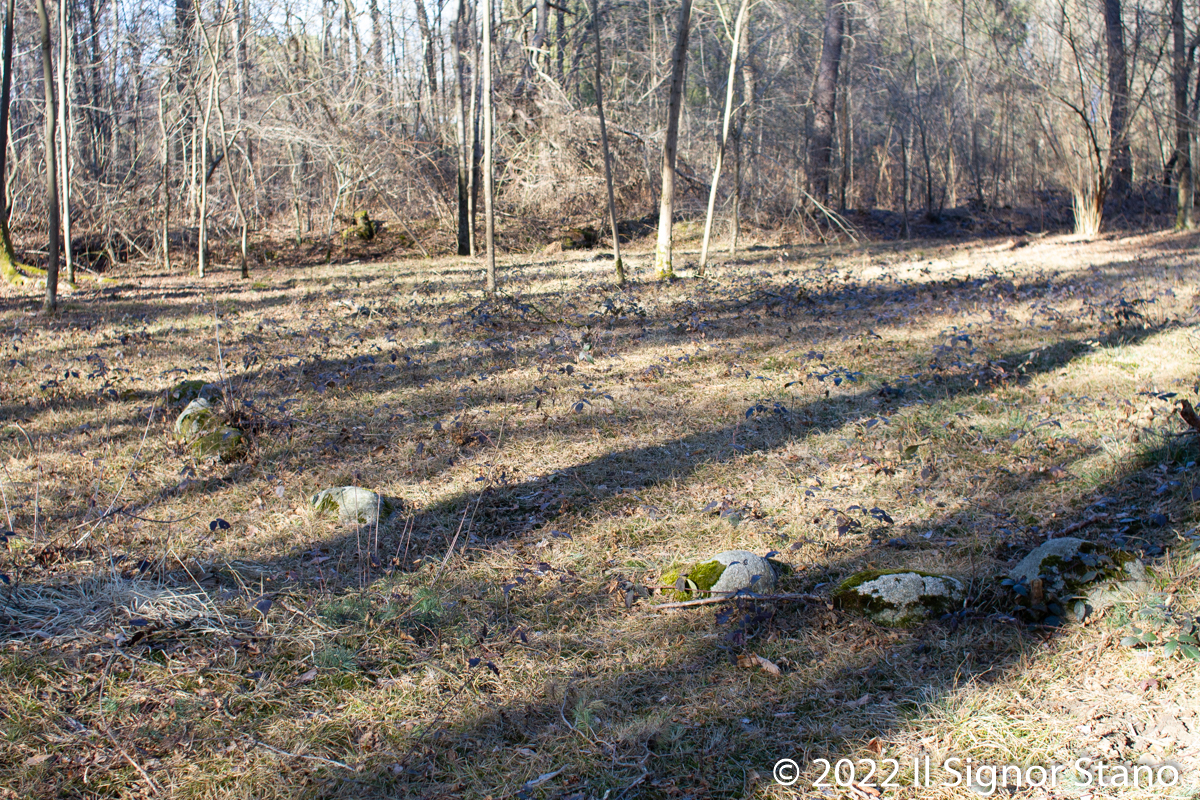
xmin=311 ymin=486 xmax=396 ymax=526
xmin=835 ymin=570 xmax=964 ymax=627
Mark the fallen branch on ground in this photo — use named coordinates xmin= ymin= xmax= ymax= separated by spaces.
xmin=647 ymin=592 xmax=824 ymax=610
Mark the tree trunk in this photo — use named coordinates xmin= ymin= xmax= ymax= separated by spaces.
xmin=532 ymin=0 xmax=549 ymax=74
xmin=1103 ymin=0 xmax=1131 ymax=199
xmin=653 ymin=0 xmax=693 ymax=280
xmin=698 ymin=0 xmax=748 ymax=274
xmin=730 ymin=17 xmax=753 ymax=255
xmin=58 ymin=0 xmax=72 ymax=285
xmin=0 ymin=0 xmax=27 ymax=285
xmin=809 ymin=0 xmax=844 ymax=205
xmin=482 ymin=0 xmax=496 ymax=295
xmin=415 ymin=0 xmax=438 ymax=129
xmin=197 ymin=70 xmax=216 ymax=277
xmin=589 ymin=0 xmax=623 ymax=284
xmin=453 ymin=0 xmax=471 ymax=255
xmin=36 ymin=0 xmax=60 ymax=312
xmin=159 ymin=83 xmax=172 ymax=272
xmin=1174 ymin=0 xmax=1193 ymax=228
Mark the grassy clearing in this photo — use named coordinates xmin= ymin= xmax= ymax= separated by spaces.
xmin=0 ymin=230 xmax=1199 ymax=798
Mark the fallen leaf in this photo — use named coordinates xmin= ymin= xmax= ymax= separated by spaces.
xmin=846 ymin=693 xmax=871 ymax=707
xmin=293 ymin=668 xmax=318 ymax=685
xmin=23 ymin=754 xmax=52 ymax=767
xmin=755 ymin=655 xmax=782 ymax=676
xmin=866 ymin=737 xmax=883 ymax=755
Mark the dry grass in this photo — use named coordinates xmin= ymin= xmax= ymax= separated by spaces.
xmin=0 ymin=228 xmax=1198 ymax=799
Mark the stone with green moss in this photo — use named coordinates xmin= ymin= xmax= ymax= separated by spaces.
xmin=659 ymin=550 xmax=778 ymax=601
xmin=169 ymin=379 xmax=219 ymax=406
xmin=1006 ymin=537 xmax=1133 ymax=600
xmin=311 ymin=486 xmax=396 ymax=526
xmin=834 ymin=569 xmax=964 ymax=627
xmin=190 ymin=426 xmax=244 ymax=461
xmin=175 ymin=398 xmax=217 ymax=440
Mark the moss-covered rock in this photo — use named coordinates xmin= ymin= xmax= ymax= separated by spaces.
xmin=834 ymin=569 xmax=964 ymax=627
xmin=1007 ymin=537 xmax=1132 ymax=599
xmin=175 ymin=398 xmax=217 ymax=440
xmin=311 ymin=486 xmax=396 ymax=526
xmin=659 ymin=550 xmax=777 ymax=601
xmin=173 ymin=396 xmax=244 ymax=462
xmin=191 ymin=426 xmax=244 ymax=461
xmin=169 ymin=379 xmax=219 ymax=406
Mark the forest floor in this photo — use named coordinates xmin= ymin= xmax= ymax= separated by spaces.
xmin=0 ymin=227 xmax=1199 ymax=799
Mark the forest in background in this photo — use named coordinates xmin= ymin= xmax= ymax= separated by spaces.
xmin=0 ymin=0 xmax=1196 ymax=282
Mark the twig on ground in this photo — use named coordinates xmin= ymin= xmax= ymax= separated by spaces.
xmin=1059 ymin=513 xmax=1109 ymax=537
xmin=248 ymin=737 xmax=354 ymax=770
xmin=647 ymin=592 xmax=824 ymax=610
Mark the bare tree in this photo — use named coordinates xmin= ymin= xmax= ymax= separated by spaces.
xmin=0 ymin=0 xmax=27 ymax=285
xmin=810 ymin=0 xmax=844 ymax=205
xmin=1103 ymin=0 xmax=1131 ymax=199
xmin=482 ymin=0 xmax=496 ymax=295
xmin=36 ymin=0 xmax=60 ymax=311
xmin=1173 ymin=0 xmax=1192 ymax=228
xmin=698 ymin=0 xmax=749 ymax=275
xmin=653 ymin=0 xmax=693 ymax=280
xmin=589 ymin=0 xmax=623 ymax=284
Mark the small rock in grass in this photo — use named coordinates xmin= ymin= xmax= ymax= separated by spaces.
xmin=311 ymin=486 xmax=396 ymax=526
xmin=834 ymin=570 xmax=964 ymax=627
xmin=169 ymin=379 xmax=220 ymax=406
xmin=190 ymin=426 xmax=244 ymax=461
xmin=1007 ymin=537 xmax=1133 ymax=598
xmin=660 ymin=550 xmax=779 ymax=601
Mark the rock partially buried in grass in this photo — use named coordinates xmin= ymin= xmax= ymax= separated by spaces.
xmin=169 ymin=379 xmax=220 ymax=406
xmin=175 ymin=398 xmax=217 ymax=440
xmin=1007 ymin=537 xmax=1132 ymax=598
xmin=660 ymin=550 xmax=778 ymax=601
xmin=311 ymin=486 xmax=395 ymax=526
xmin=834 ymin=570 xmax=964 ymax=627
xmin=173 ymin=397 xmax=245 ymax=462
xmin=191 ymin=426 xmax=244 ymax=461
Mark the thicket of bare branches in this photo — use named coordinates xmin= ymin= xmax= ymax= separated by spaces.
xmin=0 ymin=0 xmax=1192 ymax=271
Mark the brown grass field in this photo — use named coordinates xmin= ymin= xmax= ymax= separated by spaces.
xmin=0 ymin=227 xmax=1199 ymax=799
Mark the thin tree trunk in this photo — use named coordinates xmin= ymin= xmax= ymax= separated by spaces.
xmin=1174 ymin=0 xmax=1193 ymax=228
xmin=415 ymin=0 xmax=438 ymax=129
xmin=36 ymin=0 xmax=60 ymax=311
xmin=809 ymin=0 xmax=843 ymax=205
xmin=900 ymin=122 xmax=910 ymax=239
xmin=159 ymin=81 xmax=171 ymax=271
xmin=468 ymin=35 xmax=480 ymax=256
xmin=730 ymin=17 xmax=752 ymax=255
xmin=482 ymin=0 xmax=496 ymax=294
xmin=0 ymin=0 xmax=27 ymax=285
xmin=1103 ymin=0 xmax=1131 ymax=199
xmin=698 ymin=0 xmax=748 ymax=274
xmin=58 ymin=0 xmax=72 ymax=284
xmin=589 ymin=0 xmax=623 ymax=284
xmin=653 ymin=0 xmax=693 ymax=280
xmin=453 ymin=0 xmax=470 ymax=255
xmin=532 ymin=0 xmax=549 ymax=74
xmin=197 ymin=70 xmax=216 ymax=277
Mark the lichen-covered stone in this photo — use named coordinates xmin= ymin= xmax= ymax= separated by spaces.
xmin=169 ymin=379 xmax=219 ymax=406
xmin=835 ymin=570 xmax=964 ymax=627
xmin=190 ymin=426 xmax=244 ymax=461
xmin=660 ymin=550 xmax=777 ymax=601
xmin=175 ymin=398 xmax=216 ymax=440
xmin=311 ymin=486 xmax=395 ymax=526
xmin=1007 ymin=537 xmax=1130 ymax=599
